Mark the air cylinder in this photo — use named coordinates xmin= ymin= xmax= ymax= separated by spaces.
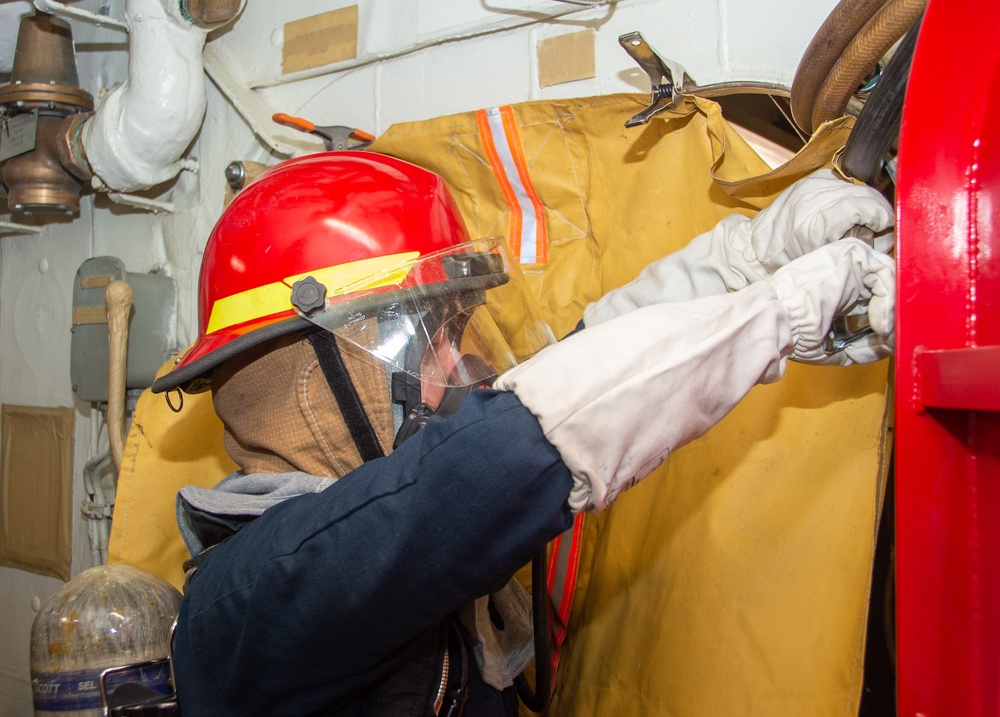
xmin=30 ymin=564 xmax=181 ymax=716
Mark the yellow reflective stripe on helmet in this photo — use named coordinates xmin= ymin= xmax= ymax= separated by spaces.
xmin=206 ymin=252 xmax=420 ymax=335
xmin=208 ymin=281 xmax=292 ymax=335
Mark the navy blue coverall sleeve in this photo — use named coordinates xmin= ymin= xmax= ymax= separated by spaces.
xmin=172 ymin=389 xmax=575 ymax=716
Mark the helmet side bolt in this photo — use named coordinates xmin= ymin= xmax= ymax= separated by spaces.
xmin=224 ymin=161 xmax=247 ymax=189
xmin=290 ymin=276 xmax=327 ymax=315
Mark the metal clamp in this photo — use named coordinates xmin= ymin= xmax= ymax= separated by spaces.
xmin=272 ymin=113 xmax=375 ymax=152
xmin=618 ymin=31 xmax=791 ymax=129
xmin=618 ymin=31 xmax=694 ymax=127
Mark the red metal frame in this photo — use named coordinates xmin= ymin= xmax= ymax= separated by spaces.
xmin=895 ymin=0 xmax=1000 ymax=714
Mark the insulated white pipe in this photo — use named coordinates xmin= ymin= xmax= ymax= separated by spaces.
xmin=82 ymin=0 xmax=214 ymax=192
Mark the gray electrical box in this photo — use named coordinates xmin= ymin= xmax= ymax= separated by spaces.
xmin=70 ymin=256 xmax=177 ymax=403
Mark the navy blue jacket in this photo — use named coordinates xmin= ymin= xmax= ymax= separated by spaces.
xmin=172 ymin=389 xmax=574 ymax=716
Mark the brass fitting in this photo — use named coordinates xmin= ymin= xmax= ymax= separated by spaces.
xmin=3 ymin=115 xmax=82 ymax=215
xmin=0 ymin=12 xmax=94 ymax=215
xmin=0 ymin=13 xmax=93 ymax=113
xmin=54 ymin=112 xmax=95 ymax=183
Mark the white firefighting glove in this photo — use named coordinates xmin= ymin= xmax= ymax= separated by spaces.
xmin=770 ymin=238 xmax=895 ymax=366
xmin=496 ymin=239 xmax=895 ymax=513
xmin=583 ymin=169 xmax=894 ymax=327
xmin=750 ymin=168 xmax=895 ymax=272
xmin=581 ymin=214 xmax=765 ymax=326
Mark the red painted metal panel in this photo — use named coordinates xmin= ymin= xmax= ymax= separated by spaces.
xmin=895 ymin=0 xmax=1000 ymax=714
xmin=916 ymin=347 xmax=1000 ymax=412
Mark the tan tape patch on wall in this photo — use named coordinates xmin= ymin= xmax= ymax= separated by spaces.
xmin=283 ymin=5 xmax=359 ymax=74
xmin=537 ymin=30 xmax=595 ymax=88
xmin=0 ymin=404 xmax=75 ymax=580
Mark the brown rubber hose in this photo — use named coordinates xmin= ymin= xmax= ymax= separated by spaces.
xmin=810 ymin=0 xmax=927 ymax=131
xmin=790 ymin=0 xmax=888 ymax=134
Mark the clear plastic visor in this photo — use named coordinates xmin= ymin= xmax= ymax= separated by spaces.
xmin=299 ymin=238 xmax=555 ymax=391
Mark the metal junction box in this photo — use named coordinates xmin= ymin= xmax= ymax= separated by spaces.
xmin=70 ymin=256 xmax=177 ymax=403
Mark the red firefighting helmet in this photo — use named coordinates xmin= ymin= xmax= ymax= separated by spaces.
xmin=152 ymin=151 xmax=553 ymax=395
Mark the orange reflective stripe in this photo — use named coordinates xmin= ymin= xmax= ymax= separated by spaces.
xmin=206 ymin=251 xmax=419 ymax=335
xmin=477 ymin=107 xmax=523 ymax=260
xmin=498 ymin=105 xmax=548 ymax=264
xmin=476 ymin=106 xmax=548 ymax=264
xmin=547 ymin=511 xmax=585 ymax=680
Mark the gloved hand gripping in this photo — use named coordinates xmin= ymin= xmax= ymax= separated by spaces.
xmin=769 ymin=238 xmax=895 ymax=365
xmin=583 ymin=169 xmax=894 ymax=328
xmin=497 ymin=238 xmax=895 ymax=512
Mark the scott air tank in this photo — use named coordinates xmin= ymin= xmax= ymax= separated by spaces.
xmin=30 ymin=564 xmax=181 ymax=716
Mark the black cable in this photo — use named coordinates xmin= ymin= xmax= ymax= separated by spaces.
xmin=841 ymin=12 xmax=923 ymax=184
xmin=515 ymin=550 xmax=552 ymax=713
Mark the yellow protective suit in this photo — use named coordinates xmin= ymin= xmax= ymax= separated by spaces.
xmin=109 ymin=93 xmax=889 ymax=716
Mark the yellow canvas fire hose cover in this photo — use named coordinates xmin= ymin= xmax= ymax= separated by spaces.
xmin=109 ymin=93 xmax=887 ymax=717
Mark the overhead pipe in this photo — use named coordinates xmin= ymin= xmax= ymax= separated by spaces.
xmin=69 ymin=0 xmax=245 ymax=193
xmin=1 ymin=1 xmax=244 ymax=214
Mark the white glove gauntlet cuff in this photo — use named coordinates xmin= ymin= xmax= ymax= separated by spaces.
xmin=498 ymin=283 xmax=791 ymax=512
xmin=583 ymin=214 xmax=767 ymax=327
xmin=501 ymin=239 xmax=894 ymax=513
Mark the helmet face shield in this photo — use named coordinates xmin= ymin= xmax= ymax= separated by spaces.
xmin=298 ymin=238 xmax=554 ymax=393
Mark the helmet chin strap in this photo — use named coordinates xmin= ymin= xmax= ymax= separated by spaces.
xmin=308 ymin=332 xmax=386 ymax=463
xmin=386 ymin=336 xmax=554 ymax=713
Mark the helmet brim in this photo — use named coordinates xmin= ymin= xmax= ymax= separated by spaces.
xmin=151 ymin=273 xmax=506 ymax=396
xmin=151 ymin=314 xmax=315 ymax=395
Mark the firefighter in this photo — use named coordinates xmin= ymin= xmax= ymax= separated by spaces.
xmin=150 ymin=151 xmax=894 ymax=716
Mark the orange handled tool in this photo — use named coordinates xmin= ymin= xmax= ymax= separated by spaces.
xmin=272 ymin=113 xmax=375 ymax=151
